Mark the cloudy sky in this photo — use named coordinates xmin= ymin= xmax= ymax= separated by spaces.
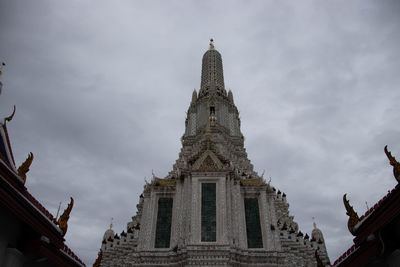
xmin=1 ymin=0 xmax=400 ymax=265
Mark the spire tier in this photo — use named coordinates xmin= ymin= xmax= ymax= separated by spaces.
xmin=199 ymin=40 xmax=226 ymax=97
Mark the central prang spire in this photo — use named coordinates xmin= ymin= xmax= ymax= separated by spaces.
xmin=199 ymin=39 xmax=226 ymax=97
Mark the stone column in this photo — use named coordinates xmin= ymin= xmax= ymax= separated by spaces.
xmin=219 ymin=175 xmax=228 ymax=244
xmin=137 ymin=192 xmax=153 ymax=250
xmin=171 ymin=181 xmax=182 ymax=248
xmin=238 ymin=186 xmax=247 ymax=249
xmin=259 ymin=189 xmax=270 ymax=249
xmin=190 ymin=176 xmax=200 ymax=244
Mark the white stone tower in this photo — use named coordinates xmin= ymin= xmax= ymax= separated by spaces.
xmin=95 ymin=40 xmax=330 ymax=267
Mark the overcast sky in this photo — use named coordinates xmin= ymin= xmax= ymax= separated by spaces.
xmin=1 ymin=0 xmax=400 ymax=265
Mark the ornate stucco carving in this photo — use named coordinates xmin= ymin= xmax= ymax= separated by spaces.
xmin=192 ymin=150 xmax=224 ymax=171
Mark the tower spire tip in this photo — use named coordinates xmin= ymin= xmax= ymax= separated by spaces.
xmin=209 ymin=38 xmax=215 ymax=50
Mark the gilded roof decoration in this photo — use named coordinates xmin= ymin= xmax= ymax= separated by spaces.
xmin=384 ymin=145 xmax=400 ymax=182
xmin=57 ymin=197 xmax=74 ymax=236
xmin=240 ymin=178 xmax=261 ymax=186
xmin=154 ymin=178 xmax=176 ymax=187
xmin=17 ymin=152 xmax=33 ymax=184
xmin=192 ymin=150 xmax=225 ymax=171
xmin=343 ymin=194 xmax=359 ymax=236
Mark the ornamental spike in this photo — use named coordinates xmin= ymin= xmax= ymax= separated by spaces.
xmin=17 ymin=152 xmax=33 ymax=184
xmin=384 ymin=145 xmax=400 ymax=182
xmin=5 ymin=105 xmax=16 ymax=122
xmin=57 ymin=197 xmax=74 ymax=236
xmin=343 ymin=194 xmax=359 ymax=235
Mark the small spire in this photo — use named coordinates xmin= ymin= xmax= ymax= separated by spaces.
xmin=110 ymin=217 xmax=114 ymax=229
xmin=192 ymin=89 xmax=197 ymax=103
xmin=228 ymin=89 xmax=233 ymax=103
xmin=209 ymin=38 xmax=215 ymax=50
xmin=312 ymin=217 xmax=317 ymax=229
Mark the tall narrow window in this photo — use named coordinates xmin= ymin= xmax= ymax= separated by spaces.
xmin=201 ymin=183 xmax=216 ymax=242
xmin=210 ymin=106 xmax=215 ymax=115
xmin=155 ymin=198 xmax=173 ymax=248
xmin=244 ymin=198 xmax=263 ymax=248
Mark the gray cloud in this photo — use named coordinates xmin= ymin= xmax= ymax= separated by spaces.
xmin=1 ymin=0 xmax=400 ymax=264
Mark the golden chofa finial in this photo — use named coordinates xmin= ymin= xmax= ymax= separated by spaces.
xmin=384 ymin=145 xmax=400 ymax=182
xmin=209 ymin=38 xmax=215 ymax=50
xmin=17 ymin=152 xmax=34 ymax=184
xmin=343 ymin=194 xmax=360 ymax=236
xmin=57 ymin=197 xmax=74 ymax=236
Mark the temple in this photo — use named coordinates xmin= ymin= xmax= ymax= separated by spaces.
xmin=0 ymin=64 xmax=85 ymax=267
xmin=333 ymin=146 xmax=400 ymax=267
xmin=95 ymin=40 xmax=331 ymax=267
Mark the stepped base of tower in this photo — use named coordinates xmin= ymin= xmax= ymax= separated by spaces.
xmin=98 ymin=175 xmax=330 ymax=267
xmin=100 ymin=244 xmax=319 ymax=266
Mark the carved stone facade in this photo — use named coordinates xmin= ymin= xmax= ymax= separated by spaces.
xmin=97 ymin=41 xmax=330 ymax=267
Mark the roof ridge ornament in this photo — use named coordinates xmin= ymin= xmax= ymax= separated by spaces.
xmin=5 ymin=105 xmax=16 ymax=122
xmin=384 ymin=145 xmax=400 ymax=182
xmin=343 ymin=194 xmax=360 ymax=236
xmin=209 ymin=38 xmax=215 ymax=50
xmin=17 ymin=152 xmax=33 ymax=184
xmin=57 ymin=197 xmax=74 ymax=236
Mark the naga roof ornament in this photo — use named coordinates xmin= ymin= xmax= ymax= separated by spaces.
xmin=5 ymin=105 xmax=16 ymax=122
xmin=384 ymin=145 xmax=400 ymax=182
xmin=343 ymin=194 xmax=360 ymax=236
xmin=17 ymin=152 xmax=33 ymax=184
xmin=57 ymin=197 xmax=74 ymax=236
